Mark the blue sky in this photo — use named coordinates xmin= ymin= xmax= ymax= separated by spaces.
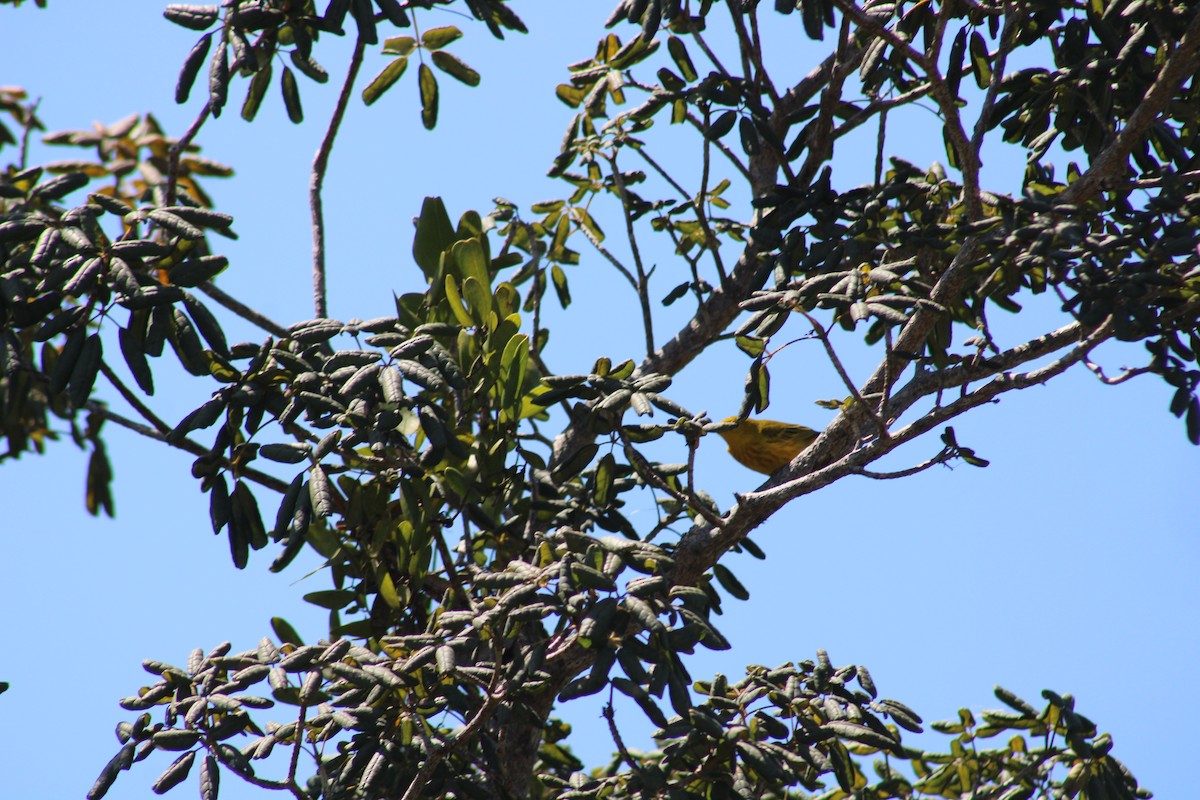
xmin=1 ymin=2 xmax=1197 ymax=798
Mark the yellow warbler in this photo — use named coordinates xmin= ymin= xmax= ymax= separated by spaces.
xmin=716 ymin=416 xmax=818 ymax=475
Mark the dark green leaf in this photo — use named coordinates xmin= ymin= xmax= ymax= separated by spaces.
xmin=421 ymin=25 xmax=463 ymax=50
xmin=430 ymin=51 xmax=480 ymax=87
xmin=208 ymin=41 xmax=229 ymax=116
xmin=68 ymin=333 xmax=103 ymax=408
xmin=418 ymin=62 xmax=438 ymax=129
xmin=177 ymin=34 xmax=213 ymax=104
xmin=241 ymin=60 xmax=272 ymax=121
xmin=164 ymin=4 xmax=219 ymax=31
xmin=281 ymin=66 xmax=303 ymax=123
xmin=152 ymin=750 xmax=196 ymax=794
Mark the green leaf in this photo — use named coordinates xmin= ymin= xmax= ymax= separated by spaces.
xmin=281 ymin=65 xmax=303 ymax=123
xmin=118 ymin=325 xmax=154 ymax=394
xmin=164 ymin=4 xmax=219 ymax=31
xmin=382 ymin=36 xmax=416 ymax=56
xmin=443 ymin=276 xmax=474 ymax=327
xmin=208 ymin=40 xmax=229 ymax=117
xmin=412 ymin=197 xmax=455 ymax=280
xmin=259 ymin=443 xmax=312 ymax=464
xmin=362 ymin=56 xmax=408 ymax=106
xmin=430 ymin=51 xmax=480 ymax=87
xmin=738 ymin=115 xmax=761 ymax=156
xmin=969 ymin=31 xmax=992 ymax=89
xmin=421 ymin=25 xmax=463 ymax=50
xmin=199 ymin=755 xmax=218 ymax=800
xmin=232 ymin=480 xmax=268 ymax=551
xmin=182 ymin=293 xmax=229 ymax=357
xmin=304 ymin=589 xmax=355 ymax=610
xmin=270 ymin=616 xmax=304 ymax=646
xmin=242 ymin=60 xmax=272 ymax=121
xmin=707 ymin=109 xmax=737 ymax=140
xmin=209 ymin=474 xmax=231 ymax=533
xmin=593 ymin=452 xmax=615 ymax=506
xmin=667 ymin=35 xmax=697 ymax=82
xmin=151 ymin=750 xmax=195 ymax=794
xmin=550 ymin=264 xmax=570 ymax=308
xmin=418 ymin=62 xmax=438 ymax=129
xmin=735 ymin=335 xmax=765 ymax=357
xmin=712 ymin=563 xmax=749 ymax=600
xmin=462 ymin=276 xmax=492 ymax=322
xmin=176 ymin=34 xmax=213 ymax=104
xmin=555 ymin=84 xmax=587 ymax=108
xmin=450 ymin=237 xmax=489 ymax=286
xmin=310 ymin=465 xmax=332 ymax=517
xmin=68 ymin=333 xmax=103 ymax=408
xmin=290 ymin=49 xmax=329 ymax=84
xmin=500 ymin=333 xmax=529 ymax=410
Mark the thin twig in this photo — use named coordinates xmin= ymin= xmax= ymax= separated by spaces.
xmin=689 ymin=24 xmax=732 ymax=80
xmin=620 ymin=430 xmax=725 ymax=529
xmin=580 ymin=224 xmax=639 ymax=290
xmin=99 ymin=361 xmax=170 ymax=434
xmin=970 ymin=8 xmax=1018 ymax=153
xmin=851 ymin=448 xmax=952 ymax=479
xmin=85 ymin=404 xmax=291 ymax=494
xmin=311 ymin=39 xmax=367 ymax=319
xmin=1083 ymin=360 xmax=1155 ymax=385
xmin=603 ymin=695 xmax=644 ymax=775
xmin=632 ymin=141 xmax=729 ymax=283
xmin=287 ymin=701 xmax=308 ymax=789
xmin=608 ymin=153 xmax=656 ymax=358
xmin=166 ymin=104 xmax=212 ymax=206
xmin=398 ymin=685 xmax=507 ymax=800
xmin=435 ymin=525 xmax=476 ymax=611
xmin=797 ymin=309 xmax=887 ymax=436
xmin=198 ymin=280 xmax=290 ymax=338
xmin=684 ymin=111 xmax=751 ymax=182
xmin=19 ymin=97 xmax=40 ymax=171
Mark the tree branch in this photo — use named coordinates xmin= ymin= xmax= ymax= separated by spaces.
xmin=311 ymin=39 xmax=366 ymax=319
xmin=166 ymin=104 xmax=211 ymax=206
xmin=1060 ymin=6 xmax=1200 ymax=205
xmin=198 ymin=280 xmax=290 ymax=338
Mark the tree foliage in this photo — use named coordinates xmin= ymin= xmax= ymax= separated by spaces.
xmin=3 ymin=0 xmax=1197 ymax=798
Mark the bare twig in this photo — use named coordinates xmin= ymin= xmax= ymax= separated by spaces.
xmin=311 ymin=39 xmax=367 ymax=319
xmin=287 ymin=701 xmax=308 ymax=789
xmin=620 ymin=430 xmax=725 ymax=529
xmin=18 ymin=97 xmax=40 ymax=170
xmin=684 ymin=110 xmax=751 ymax=182
xmin=851 ymin=448 xmax=952 ymax=479
xmin=198 ymin=280 xmax=290 ymax=338
xmin=797 ymin=308 xmax=887 ymax=435
xmin=608 ymin=153 xmax=656 ymax=358
xmin=603 ymin=696 xmax=644 ymax=775
xmin=99 ymin=361 xmax=170 ymax=434
xmin=1084 ymin=360 xmax=1155 ymax=385
xmin=580 ymin=224 xmax=639 ymax=290
xmin=970 ymin=9 xmax=1018 ymax=153
xmin=166 ymin=104 xmax=212 ymax=206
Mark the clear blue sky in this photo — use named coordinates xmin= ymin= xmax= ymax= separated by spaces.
xmin=2 ymin=3 xmax=1197 ymax=799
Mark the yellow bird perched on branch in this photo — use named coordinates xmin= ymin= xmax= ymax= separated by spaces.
xmin=716 ymin=416 xmax=818 ymax=475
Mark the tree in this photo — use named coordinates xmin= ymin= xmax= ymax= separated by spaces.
xmin=2 ymin=0 xmax=1196 ymax=798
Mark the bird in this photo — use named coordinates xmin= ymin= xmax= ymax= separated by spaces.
xmin=716 ymin=416 xmax=818 ymax=475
